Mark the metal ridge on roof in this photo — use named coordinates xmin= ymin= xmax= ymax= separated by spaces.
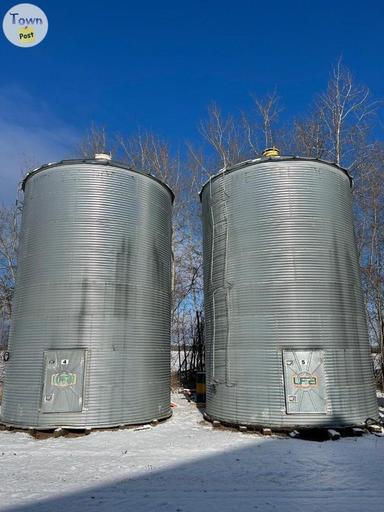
xmin=199 ymin=156 xmax=352 ymax=199
xmin=21 ymin=158 xmax=175 ymax=201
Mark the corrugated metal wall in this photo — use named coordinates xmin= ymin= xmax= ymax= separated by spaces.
xmin=1 ymin=160 xmax=173 ymax=428
xmin=201 ymin=158 xmax=378 ymax=428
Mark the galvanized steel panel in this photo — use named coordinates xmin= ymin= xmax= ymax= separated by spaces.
xmin=201 ymin=158 xmax=378 ymax=428
xmin=1 ymin=160 xmax=173 ymax=428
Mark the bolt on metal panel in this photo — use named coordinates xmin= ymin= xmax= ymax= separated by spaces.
xmin=41 ymin=349 xmax=86 ymax=413
xmin=283 ymin=350 xmax=327 ymax=414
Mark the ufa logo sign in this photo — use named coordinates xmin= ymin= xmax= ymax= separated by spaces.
xmin=3 ymin=3 xmax=48 ymax=47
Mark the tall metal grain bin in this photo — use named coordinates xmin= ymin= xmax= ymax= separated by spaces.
xmin=1 ymin=156 xmax=173 ymax=429
xmin=201 ymin=155 xmax=378 ymax=429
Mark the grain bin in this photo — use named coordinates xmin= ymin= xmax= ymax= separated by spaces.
xmin=1 ymin=156 xmax=173 ymax=429
xmin=200 ymin=155 xmax=378 ymax=429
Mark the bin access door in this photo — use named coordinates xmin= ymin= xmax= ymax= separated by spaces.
xmin=41 ymin=349 xmax=86 ymax=413
xmin=283 ymin=350 xmax=327 ymax=414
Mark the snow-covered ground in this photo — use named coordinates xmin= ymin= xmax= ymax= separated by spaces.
xmin=0 ymin=394 xmax=383 ymax=512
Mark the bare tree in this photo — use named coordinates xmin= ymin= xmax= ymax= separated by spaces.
xmin=0 ymin=205 xmax=19 ymax=347
xmin=117 ymin=130 xmax=179 ymax=188
xmin=78 ymin=124 xmax=110 ymax=158
xmin=240 ymin=112 xmax=261 ymax=157
xmin=317 ymin=58 xmax=379 ymax=166
xmin=353 ymin=143 xmax=384 ymax=388
xmin=289 ymin=109 xmax=328 ymax=159
xmin=251 ymin=91 xmax=282 ymax=149
xmin=198 ymin=93 xmax=283 ymax=173
xmin=199 ymin=103 xmax=246 ymax=169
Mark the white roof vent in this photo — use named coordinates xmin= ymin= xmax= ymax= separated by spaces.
xmin=94 ymin=153 xmax=112 ymax=161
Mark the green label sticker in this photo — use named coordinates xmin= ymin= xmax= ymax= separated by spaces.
xmin=51 ymin=372 xmax=77 ymax=387
xmin=293 ymin=376 xmax=317 ymax=387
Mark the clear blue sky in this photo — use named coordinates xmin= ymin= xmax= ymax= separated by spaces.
xmin=1 ymin=0 xmax=383 ymax=202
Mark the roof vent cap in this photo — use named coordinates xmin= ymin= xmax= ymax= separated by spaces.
xmin=94 ymin=153 xmax=112 ymax=161
xmin=262 ymin=147 xmax=280 ymax=158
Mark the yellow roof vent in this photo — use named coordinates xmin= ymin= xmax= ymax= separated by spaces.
xmin=262 ymin=147 xmax=280 ymax=158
